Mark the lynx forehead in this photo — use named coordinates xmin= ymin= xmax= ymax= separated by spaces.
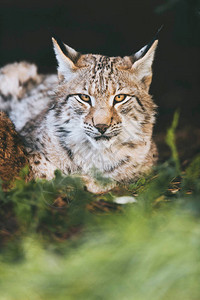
xmin=0 ymin=36 xmax=159 ymax=193
xmin=83 ymin=55 xmax=128 ymax=94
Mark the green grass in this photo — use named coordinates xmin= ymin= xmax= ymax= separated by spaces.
xmin=0 ymin=115 xmax=200 ymax=300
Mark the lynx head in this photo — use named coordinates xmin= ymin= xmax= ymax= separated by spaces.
xmin=52 ymin=37 xmax=158 ymax=151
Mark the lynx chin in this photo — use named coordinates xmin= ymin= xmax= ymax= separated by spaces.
xmin=0 ymin=37 xmax=158 ymax=193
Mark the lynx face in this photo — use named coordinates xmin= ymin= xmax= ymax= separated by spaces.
xmin=52 ymin=39 xmax=157 ymax=151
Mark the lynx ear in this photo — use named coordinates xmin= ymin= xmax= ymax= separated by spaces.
xmin=131 ymin=40 xmax=158 ymax=91
xmin=52 ymin=38 xmax=80 ymax=81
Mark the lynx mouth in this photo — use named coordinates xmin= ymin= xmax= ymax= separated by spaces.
xmin=94 ymin=135 xmax=112 ymax=141
xmin=85 ymin=132 xmax=113 ymax=141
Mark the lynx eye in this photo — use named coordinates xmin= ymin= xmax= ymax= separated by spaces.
xmin=114 ymin=94 xmax=127 ymax=103
xmin=78 ymin=94 xmax=91 ymax=102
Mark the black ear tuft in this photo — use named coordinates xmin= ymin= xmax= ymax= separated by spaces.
xmin=142 ymin=25 xmax=163 ymax=57
xmin=132 ymin=25 xmax=163 ymax=62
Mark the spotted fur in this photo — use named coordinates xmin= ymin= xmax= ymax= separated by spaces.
xmin=0 ymin=38 xmax=158 ymax=193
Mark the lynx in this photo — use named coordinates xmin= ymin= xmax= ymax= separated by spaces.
xmin=0 ymin=37 xmax=158 ymax=193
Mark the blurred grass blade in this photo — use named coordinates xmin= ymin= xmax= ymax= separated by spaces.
xmin=166 ymin=111 xmax=181 ymax=173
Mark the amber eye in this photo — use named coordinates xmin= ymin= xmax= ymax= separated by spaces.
xmin=114 ymin=94 xmax=127 ymax=103
xmin=79 ymin=94 xmax=91 ymax=102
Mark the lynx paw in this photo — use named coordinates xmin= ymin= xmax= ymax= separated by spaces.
xmin=82 ymin=175 xmax=116 ymax=194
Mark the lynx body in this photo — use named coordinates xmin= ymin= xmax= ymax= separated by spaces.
xmin=0 ymin=39 xmax=158 ymax=193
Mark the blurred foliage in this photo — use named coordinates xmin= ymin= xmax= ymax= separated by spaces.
xmin=0 ymin=116 xmax=200 ymax=299
xmin=166 ymin=111 xmax=180 ymax=172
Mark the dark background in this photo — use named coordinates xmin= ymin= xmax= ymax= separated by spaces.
xmin=0 ymin=0 xmax=200 ymax=161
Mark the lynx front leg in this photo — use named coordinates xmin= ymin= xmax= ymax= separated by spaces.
xmin=28 ymin=153 xmax=58 ymax=180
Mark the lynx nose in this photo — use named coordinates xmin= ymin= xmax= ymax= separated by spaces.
xmin=95 ymin=124 xmax=109 ymax=134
